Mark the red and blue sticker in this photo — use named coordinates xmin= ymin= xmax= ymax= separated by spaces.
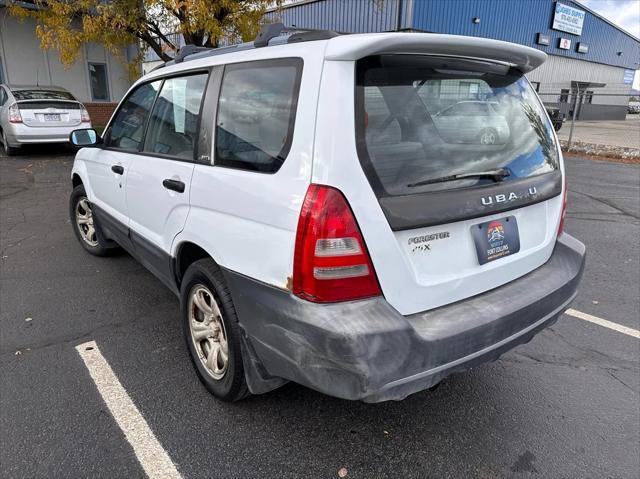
xmin=471 ymin=216 xmax=520 ymax=265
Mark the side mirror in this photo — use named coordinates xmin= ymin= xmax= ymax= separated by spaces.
xmin=70 ymin=128 xmax=102 ymax=147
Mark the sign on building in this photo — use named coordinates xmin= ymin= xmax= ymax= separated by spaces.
xmin=558 ymin=38 xmax=572 ymax=50
xmin=537 ymin=33 xmax=550 ymax=46
xmin=552 ymin=2 xmax=586 ymax=36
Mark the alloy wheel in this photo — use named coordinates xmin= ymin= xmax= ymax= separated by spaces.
xmin=75 ymin=198 xmax=98 ymax=246
xmin=188 ymin=285 xmax=229 ymax=380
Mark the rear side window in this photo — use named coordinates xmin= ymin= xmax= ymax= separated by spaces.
xmin=215 ymin=58 xmax=303 ymax=173
xmin=356 ymin=55 xmax=558 ymax=196
xmin=107 ymin=80 xmax=161 ymax=151
xmin=144 ymin=73 xmax=208 ymax=160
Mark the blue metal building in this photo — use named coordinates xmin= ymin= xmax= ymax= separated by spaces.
xmin=266 ymin=0 xmax=640 ymax=120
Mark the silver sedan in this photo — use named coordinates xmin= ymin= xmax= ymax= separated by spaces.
xmin=0 ymin=84 xmax=92 ymax=155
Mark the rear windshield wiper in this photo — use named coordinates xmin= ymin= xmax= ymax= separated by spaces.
xmin=408 ymin=168 xmax=511 ymax=188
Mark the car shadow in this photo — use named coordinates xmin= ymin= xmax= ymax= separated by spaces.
xmin=1 ymin=143 xmax=77 ymax=159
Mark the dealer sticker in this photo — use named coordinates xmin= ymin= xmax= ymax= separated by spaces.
xmin=471 ymin=216 xmax=520 ymax=265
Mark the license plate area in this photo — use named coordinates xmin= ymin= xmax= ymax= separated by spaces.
xmin=43 ymin=114 xmax=61 ymax=121
xmin=471 ymin=216 xmax=520 ymax=265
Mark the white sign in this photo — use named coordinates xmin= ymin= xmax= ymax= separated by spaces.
xmin=552 ymin=2 xmax=585 ymax=36
xmin=559 ymin=38 xmax=572 ymax=50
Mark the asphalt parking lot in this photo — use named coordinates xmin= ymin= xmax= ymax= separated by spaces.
xmin=1 ymin=147 xmax=638 ymax=479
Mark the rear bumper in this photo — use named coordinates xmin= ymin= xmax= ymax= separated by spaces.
xmin=224 ymin=234 xmax=586 ymax=402
xmin=4 ymin=122 xmax=91 ymax=146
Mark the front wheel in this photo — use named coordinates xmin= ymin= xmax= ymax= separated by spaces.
xmin=69 ymin=184 xmax=113 ymax=256
xmin=181 ymin=259 xmax=249 ymax=402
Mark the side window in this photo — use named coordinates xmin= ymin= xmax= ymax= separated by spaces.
xmin=0 ymin=89 xmax=6 ymax=106
xmin=215 ymin=58 xmax=303 ymax=173
xmin=144 ymin=73 xmax=208 ymax=160
xmin=106 ymin=80 xmax=161 ymax=151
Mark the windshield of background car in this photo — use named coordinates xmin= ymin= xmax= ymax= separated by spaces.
xmin=355 ymin=55 xmax=559 ymax=196
xmin=12 ymin=89 xmax=76 ymax=101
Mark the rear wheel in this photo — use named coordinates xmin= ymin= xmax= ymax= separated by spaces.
xmin=181 ymin=259 xmax=249 ymax=402
xmin=1 ymin=131 xmax=19 ymax=156
xmin=69 ymin=184 xmax=112 ymax=256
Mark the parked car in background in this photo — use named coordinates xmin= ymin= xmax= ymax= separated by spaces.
xmin=68 ymin=26 xmax=585 ymax=403
xmin=545 ymin=106 xmax=565 ymax=131
xmin=0 ymin=84 xmax=92 ymax=156
xmin=432 ymin=100 xmax=510 ymax=144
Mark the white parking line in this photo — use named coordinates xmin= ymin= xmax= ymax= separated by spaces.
xmin=76 ymin=341 xmax=182 ymax=479
xmin=565 ymin=309 xmax=640 ymax=339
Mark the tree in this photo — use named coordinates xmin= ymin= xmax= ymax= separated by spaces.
xmin=7 ymin=0 xmax=278 ymax=75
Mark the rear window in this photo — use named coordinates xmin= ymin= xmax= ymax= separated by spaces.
xmin=17 ymin=101 xmax=80 ymax=110
xmin=355 ymin=55 xmax=559 ymax=196
xmin=12 ymin=89 xmax=76 ymax=101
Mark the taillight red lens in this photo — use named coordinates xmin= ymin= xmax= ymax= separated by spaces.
xmin=81 ymin=106 xmax=90 ymax=123
xmin=8 ymin=104 xmax=22 ymax=123
xmin=558 ymin=178 xmax=568 ymax=235
xmin=293 ymin=184 xmax=381 ymax=303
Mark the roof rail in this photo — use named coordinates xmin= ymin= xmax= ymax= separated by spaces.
xmin=153 ymin=24 xmax=343 ymax=70
xmin=254 ymin=22 xmax=341 ymax=47
xmin=254 ymin=22 xmax=286 ymax=47
xmin=173 ymin=45 xmax=211 ymax=64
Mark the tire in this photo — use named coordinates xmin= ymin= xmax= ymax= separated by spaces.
xmin=69 ymin=184 xmax=113 ymax=256
xmin=479 ymin=128 xmax=498 ymax=145
xmin=181 ymin=258 xmax=249 ymax=402
xmin=1 ymin=131 xmax=19 ymax=156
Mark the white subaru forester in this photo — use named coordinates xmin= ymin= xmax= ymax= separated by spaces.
xmin=69 ymin=25 xmax=585 ymax=402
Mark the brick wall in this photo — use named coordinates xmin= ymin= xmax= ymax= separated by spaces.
xmin=84 ymin=103 xmax=118 ymax=127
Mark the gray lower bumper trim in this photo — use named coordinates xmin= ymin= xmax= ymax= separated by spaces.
xmin=380 ymin=290 xmax=576 ymax=393
xmin=223 ymin=234 xmax=586 ymax=402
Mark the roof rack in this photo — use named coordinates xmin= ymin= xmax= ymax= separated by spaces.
xmin=154 ymin=23 xmax=342 ymax=70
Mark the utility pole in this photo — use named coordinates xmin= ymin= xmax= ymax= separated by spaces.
xmin=567 ymin=83 xmax=580 ymax=150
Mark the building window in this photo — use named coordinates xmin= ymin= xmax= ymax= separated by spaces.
xmin=530 ymin=81 xmax=541 ymax=92
xmin=585 ymin=91 xmax=594 ymax=104
xmin=559 ymin=89 xmax=569 ymax=103
xmin=88 ymin=63 xmax=110 ymax=101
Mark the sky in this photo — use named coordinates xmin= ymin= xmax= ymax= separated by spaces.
xmin=578 ymin=0 xmax=640 ymax=89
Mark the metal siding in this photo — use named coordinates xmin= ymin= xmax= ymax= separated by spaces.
xmin=265 ymin=0 xmax=398 ymax=33
xmin=268 ymin=0 xmax=638 ymax=69
xmin=410 ymin=0 xmax=639 ymax=69
xmin=528 ymin=55 xmax=632 ymax=106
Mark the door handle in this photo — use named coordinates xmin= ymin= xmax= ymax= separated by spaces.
xmin=111 ymin=165 xmax=124 ymax=175
xmin=162 ymin=179 xmax=185 ymax=193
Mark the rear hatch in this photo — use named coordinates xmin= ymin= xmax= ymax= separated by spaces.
xmin=352 ymin=54 xmax=564 ymax=315
xmin=17 ymin=100 xmax=83 ymax=127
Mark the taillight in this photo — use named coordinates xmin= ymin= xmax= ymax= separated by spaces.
xmin=81 ymin=106 xmax=91 ymax=123
xmin=8 ymin=104 xmax=22 ymax=123
xmin=558 ymin=177 xmax=568 ymax=235
xmin=293 ymin=184 xmax=381 ymax=303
